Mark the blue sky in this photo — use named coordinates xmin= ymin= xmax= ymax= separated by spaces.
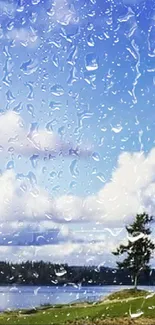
xmin=0 ymin=0 xmax=155 ymax=266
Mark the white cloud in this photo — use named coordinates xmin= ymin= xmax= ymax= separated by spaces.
xmin=0 ymin=240 xmax=117 ymax=265
xmin=1 ymin=112 xmax=155 ymax=227
xmin=1 ymin=148 xmax=155 ymax=263
xmin=6 ymin=28 xmax=39 ymax=48
xmin=47 ymin=0 xmax=79 ymax=26
xmin=0 ymin=111 xmax=90 ymax=158
xmin=1 ymin=148 xmax=155 ymax=227
xmin=0 ymin=0 xmax=16 ymax=18
xmin=0 ymin=169 xmax=53 ymax=222
xmin=56 ymin=150 xmax=155 ymax=226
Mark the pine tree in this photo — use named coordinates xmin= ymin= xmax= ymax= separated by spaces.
xmin=113 ymin=213 xmax=155 ymax=289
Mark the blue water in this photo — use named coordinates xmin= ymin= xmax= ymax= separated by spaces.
xmin=0 ymin=285 xmax=154 ymax=311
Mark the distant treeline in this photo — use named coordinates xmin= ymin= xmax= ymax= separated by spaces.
xmin=0 ymin=261 xmax=154 ymax=286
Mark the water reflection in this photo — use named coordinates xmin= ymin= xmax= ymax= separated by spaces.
xmin=0 ymin=285 xmax=155 ymax=311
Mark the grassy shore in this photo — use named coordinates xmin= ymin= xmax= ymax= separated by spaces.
xmin=0 ymin=289 xmax=155 ymax=325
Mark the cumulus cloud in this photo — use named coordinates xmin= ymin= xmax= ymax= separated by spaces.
xmin=47 ymin=0 xmax=79 ymax=26
xmin=1 ymin=148 xmax=155 ymax=226
xmin=6 ymin=27 xmax=39 ymax=48
xmin=0 ymin=111 xmax=91 ymax=158
xmin=1 ymin=112 xmax=155 ymax=227
xmin=1 ymin=149 xmax=155 ymax=263
xmin=0 ymin=240 xmax=117 ymax=265
xmin=0 ymin=0 xmax=16 ymax=18
xmin=0 ymin=169 xmax=52 ymax=222
xmin=55 ymin=150 xmax=155 ymax=226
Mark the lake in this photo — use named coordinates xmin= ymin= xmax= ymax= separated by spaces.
xmin=0 ymin=285 xmax=155 ymax=311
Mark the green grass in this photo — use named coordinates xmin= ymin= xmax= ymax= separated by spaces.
xmin=0 ymin=290 xmax=155 ymax=324
xmin=104 ymin=288 xmax=150 ymax=301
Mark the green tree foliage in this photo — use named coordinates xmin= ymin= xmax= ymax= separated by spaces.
xmin=113 ymin=213 xmax=155 ymax=288
xmin=0 ymin=259 xmax=154 ymax=285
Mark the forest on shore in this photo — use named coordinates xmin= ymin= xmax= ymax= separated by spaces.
xmin=0 ymin=261 xmax=154 ymax=286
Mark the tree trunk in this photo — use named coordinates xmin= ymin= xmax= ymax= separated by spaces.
xmin=134 ymin=274 xmax=138 ymax=290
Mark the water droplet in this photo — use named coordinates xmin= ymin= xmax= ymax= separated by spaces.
xmin=13 ymin=102 xmax=23 ymax=113
xmin=58 ymin=126 xmax=65 ymax=136
xmin=55 ymin=268 xmax=67 ymax=277
xmin=46 ymin=120 xmax=53 ymax=132
xmin=47 ymin=7 xmax=55 ymax=17
xmin=77 ymin=110 xmax=94 ymax=127
xmin=92 ymin=167 xmax=97 ymax=175
xmin=118 ymin=7 xmax=134 ymax=23
xmin=67 ymin=45 xmax=78 ymax=66
xmin=34 ymin=287 xmax=41 ymax=296
xmin=129 ymin=309 xmax=143 ymax=319
xmin=52 ymin=185 xmax=60 ymax=192
xmin=146 ymin=292 xmax=155 ymax=299
xmin=99 ymin=137 xmax=104 ymax=146
xmin=6 ymin=160 xmax=14 ymax=170
xmin=96 ymin=172 xmax=106 ymax=183
xmin=88 ymin=10 xmax=95 ymax=17
xmin=128 ymin=232 xmax=145 ymax=243
xmin=67 ymin=67 xmax=78 ymax=85
xmin=3 ymin=45 xmax=11 ymax=58
xmin=26 ymin=82 xmax=34 ymax=100
xmin=27 ymin=122 xmax=38 ymax=141
xmin=31 ymin=188 xmax=39 ymax=197
xmin=8 ymin=135 xmax=18 ymax=144
xmin=50 ymin=171 xmax=56 ymax=178
xmin=10 ymin=286 xmax=18 ymax=292
xmin=6 ymin=90 xmax=15 ymax=103
xmin=8 ymin=147 xmax=14 ymax=153
xmin=33 ymin=272 xmax=39 ymax=279
xmin=148 ymin=25 xmax=155 ymax=56
xmin=51 ymin=84 xmax=64 ymax=96
xmin=27 ymin=104 xmax=34 ymax=116
xmin=3 ymin=59 xmax=13 ymax=86
xmin=29 ymin=12 xmax=38 ymax=23
xmin=27 ymin=171 xmax=37 ymax=186
xmin=0 ymin=25 xmax=3 ymax=39
xmin=32 ymin=0 xmax=41 ymax=4
xmin=49 ymin=101 xmax=62 ymax=111
xmin=101 ymin=127 xmax=107 ymax=132
xmin=30 ymin=155 xmax=39 ymax=168
xmin=87 ymin=23 xmax=94 ymax=31
xmin=58 ymin=171 xmax=63 ymax=178
xmin=70 ymin=181 xmax=77 ymax=189
xmin=84 ymin=72 xmax=96 ymax=88
xmin=7 ymin=21 xmax=14 ymax=31
xmin=104 ymin=228 xmax=123 ymax=236
xmin=87 ymin=34 xmax=95 ymax=47
xmin=20 ymin=59 xmax=39 ymax=75
xmin=92 ymin=152 xmax=100 ymax=161
xmin=52 ymin=54 xmax=59 ymax=68
xmin=111 ymin=125 xmax=123 ymax=133
xmin=42 ymin=167 xmax=47 ymax=174
xmin=16 ymin=173 xmax=24 ymax=181
xmin=85 ymin=53 xmax=98 ymax=71
xmin=70 ymin=159 xmax=79 ymax=177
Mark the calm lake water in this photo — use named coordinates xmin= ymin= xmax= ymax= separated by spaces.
xmin=0 ymin=285 xmax=155 ymax=311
